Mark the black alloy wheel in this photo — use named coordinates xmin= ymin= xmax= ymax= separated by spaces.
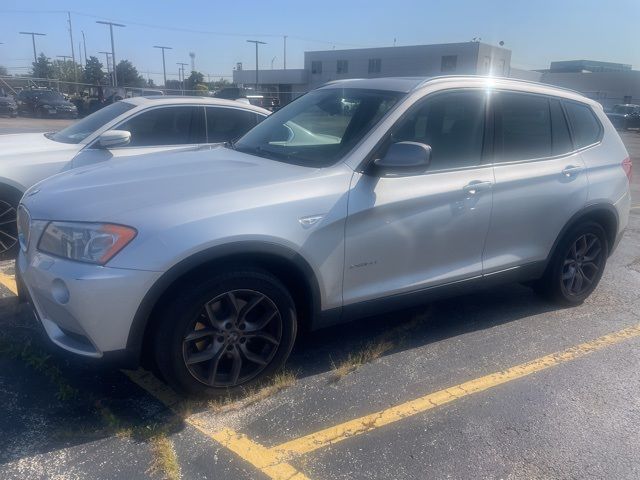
xmin=560 ymin=233 xmax=604 ymax=298
xmin=154 ymin=269 xmax=297 ymax=396
xmin=182 ymin=289 xmax=283 ymax=388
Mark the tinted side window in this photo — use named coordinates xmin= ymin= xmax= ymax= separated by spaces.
xmin=496 ymin=92 xmax=551 ymax=161
xmin=390 ymin=90 xmax=486 ymax=171
xmin=563 ymin=102 xmax=601 ymax=149
xmin=206 ymin=107 xmax=258 ymax=143
xmin=550 ymin=99 xmax=573 ymax=155
xmin=118 ymin=106 xmax=206 ymax=147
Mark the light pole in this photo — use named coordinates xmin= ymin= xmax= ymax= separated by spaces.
xmin=153 ymin=45 xmax=172 ymax=88
xmin=283 ymin=35 xmax=287 ymax=70
xmin=81 ymin=30 xmax=88 ymax=66
xmin=99 ymin=51 xmax=112 ymax=84
xmin=19 ymin=31 xmax=46 ymax=64
xmin=246 ymin=40 xmax=266 ymax=92
xmin=177 ymin=62 xmax=188 ymax=93
xmin=96 ymin=20 xmax=125 ymax=87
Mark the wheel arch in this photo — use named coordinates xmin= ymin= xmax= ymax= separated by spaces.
xmin=0 ymin=180 xmax=26 ymax=201
xmin=127 ymin=241 xmax=322 ymax=365
xmin=546 ymin=203 xmax=619 ymax=270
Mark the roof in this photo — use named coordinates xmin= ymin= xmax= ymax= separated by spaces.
xmin=320 ymin=75 xmax=595 ymax=104
xmin=122 ymin=95 xmax=271 ymax=114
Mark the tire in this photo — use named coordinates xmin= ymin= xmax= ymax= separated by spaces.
xmin=534 ymin=221 xmax=608 ymax=305
xmin=154 ymin=268 xmax=297 ymax=396
xmin=0 ymin=188 xmax=21 ymax=261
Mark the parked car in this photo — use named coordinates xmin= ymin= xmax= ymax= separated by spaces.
xmin=16 ymin=88 xmax=78 ymax=118
xmin=0 ymin=96 xmax=269 ymax=259
xmin=214 ymin=87 xmax=280 ymax=111
xmin=16 ymin=77 xmax=631 ymax=395
xmin=606 ymin=104 xmax=640 ymax=130
xmin=0 ymin=89 xmax=17 ymax=117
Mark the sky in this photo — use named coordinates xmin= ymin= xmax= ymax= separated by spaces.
xmin=0 ymin=0 xmax=638 ymax=85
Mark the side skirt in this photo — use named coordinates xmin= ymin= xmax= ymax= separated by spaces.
xmin=313 ymin=261 xmax=546 ymax=330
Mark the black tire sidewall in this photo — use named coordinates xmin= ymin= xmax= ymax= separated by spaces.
xmin=154 ymin=269 xmax=297 ymax=396
xmin=548 ymin=221 xmax=608 ymax=305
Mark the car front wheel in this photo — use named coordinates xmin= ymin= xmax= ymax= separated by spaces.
xmin=154 ymin=268 xmax=297 ymax=396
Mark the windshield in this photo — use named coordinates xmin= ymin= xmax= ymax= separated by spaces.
xmin=612 ymin=105 xmax=636 ymax=114
xmin=233 ymin=88 xmax=404 ymax=167
xmin=49 ymin=101 xmax=136 ymax=144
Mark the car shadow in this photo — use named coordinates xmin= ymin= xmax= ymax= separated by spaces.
xmin=0 ymin=281 xmax=564 ymax=466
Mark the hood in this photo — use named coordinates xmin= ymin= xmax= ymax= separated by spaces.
xmin=0 ymin=132 xmax=79 ymax=159
xmin=22 ymin=146 xmax=329 ymax=223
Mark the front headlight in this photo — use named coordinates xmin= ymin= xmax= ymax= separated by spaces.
xmin=38 ymin=222 xmax=137 ymax=265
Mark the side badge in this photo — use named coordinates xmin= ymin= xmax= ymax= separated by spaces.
xmin=298 ymin=214 xmax=324 ymax=229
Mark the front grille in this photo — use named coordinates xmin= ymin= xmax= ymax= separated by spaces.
xmin=17 ymin=205 xmax=31 ymax=252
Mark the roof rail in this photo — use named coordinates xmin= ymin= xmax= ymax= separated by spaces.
xmin=413 ymin=75 xmax=584 ymax=97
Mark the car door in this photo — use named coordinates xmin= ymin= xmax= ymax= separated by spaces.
xmin=205 ymin=106 xmax=263 ymax=144
xmin=343 ymin=89 xmax=494 ymax=306
xmin=482 ymin=91 xmax=588 ymax=273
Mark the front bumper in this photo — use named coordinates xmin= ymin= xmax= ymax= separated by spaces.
xmin=17 ymin=248 xmax=162 ymax=362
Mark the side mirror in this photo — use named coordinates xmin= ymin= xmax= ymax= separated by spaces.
xmin=371 ymin=141 xmax=431 ymax=176
xmin=97 ymin=130 xmax=131 ymax=149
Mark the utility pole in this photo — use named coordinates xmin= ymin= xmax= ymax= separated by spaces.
xmin=19 ymin=31 xmax=46 ymax=64
xmin=99 ymin=51 xmax=112 ymax=84
xmin=67 ymin=12 xmax=78 ymax=90
xmin=284 ymin=35 xmax=287 ymax=70
xmin=81 ymin=30 xmax=87 ymax=66
xmin=177 ymin=62 xmax=188 ymax=93
xmin=246 ymin=40 xmax=266 ymax=92
xmin=96 ymin=20 xmax=125 ymax=87
xmin=153 ymin=45 xmax=172 ymax=88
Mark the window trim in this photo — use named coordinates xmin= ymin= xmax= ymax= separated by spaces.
xmin=358 ymin=87 xmax=491 ymax=175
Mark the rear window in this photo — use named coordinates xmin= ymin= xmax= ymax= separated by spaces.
xmin=563 ymin=102 xmax=602 ymax=149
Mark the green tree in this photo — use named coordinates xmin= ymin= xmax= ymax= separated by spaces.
xmin=115 ymin=59 xmax=145 ymax=87
xmin=0 ymin=65 xmax=8 ymax=76
xmin=83 ymin=56 xmax=105 ymax=85
xmin=185 ymin=71 xmax=204 ymax=91
xmin=32 ymin=53 xmax=54 ymax=79
xmin=146 ymin=78 xmax=156 ymax=88
xmin=51 ymin=59 xmax=83 ymax=85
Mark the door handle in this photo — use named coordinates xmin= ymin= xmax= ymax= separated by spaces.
xmin=463 ymin=181 xmax=493 ymax=195
xmin=562 ymin=165 xmax=584 ymax=177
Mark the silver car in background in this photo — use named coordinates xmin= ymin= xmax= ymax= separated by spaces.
xmin=17 ymin=76 xmax=632 ymax=396
xmin=0 ymin=96 xmax=269 ymax=259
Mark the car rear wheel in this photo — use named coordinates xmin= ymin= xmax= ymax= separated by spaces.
xmin=154 ymin=268 xmax=297 ymax=396
xmin=534 ymin=221 xmax=608 ymax=305
xmin=0 ymin=192 xmax=20 ymax=261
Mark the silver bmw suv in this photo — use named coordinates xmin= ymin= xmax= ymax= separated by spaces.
xmin=17 ymin=76 xmax=632 ymax=395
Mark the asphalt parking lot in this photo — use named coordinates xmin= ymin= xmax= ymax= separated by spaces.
xmin=0 ymin=116 xmax=639 ymax=479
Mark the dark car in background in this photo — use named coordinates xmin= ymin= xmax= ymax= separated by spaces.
xmin=606 ymin=104 xmax=640 ymax=130
xmin=16 ymin=88 xmax=78 ymax=118
xmin=0 ymin=89 xmax=17 ymax=118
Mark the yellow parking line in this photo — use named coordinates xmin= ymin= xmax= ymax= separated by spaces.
xmin=201 ymin=426 xmax=310 ymax=480
xmin=125 ymin=369 xmax=310 ymax=480
xmin=269 ymin=323 xmax=640 ymax=458
xmin=0 ymin=273 xmax=17 ymax=295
